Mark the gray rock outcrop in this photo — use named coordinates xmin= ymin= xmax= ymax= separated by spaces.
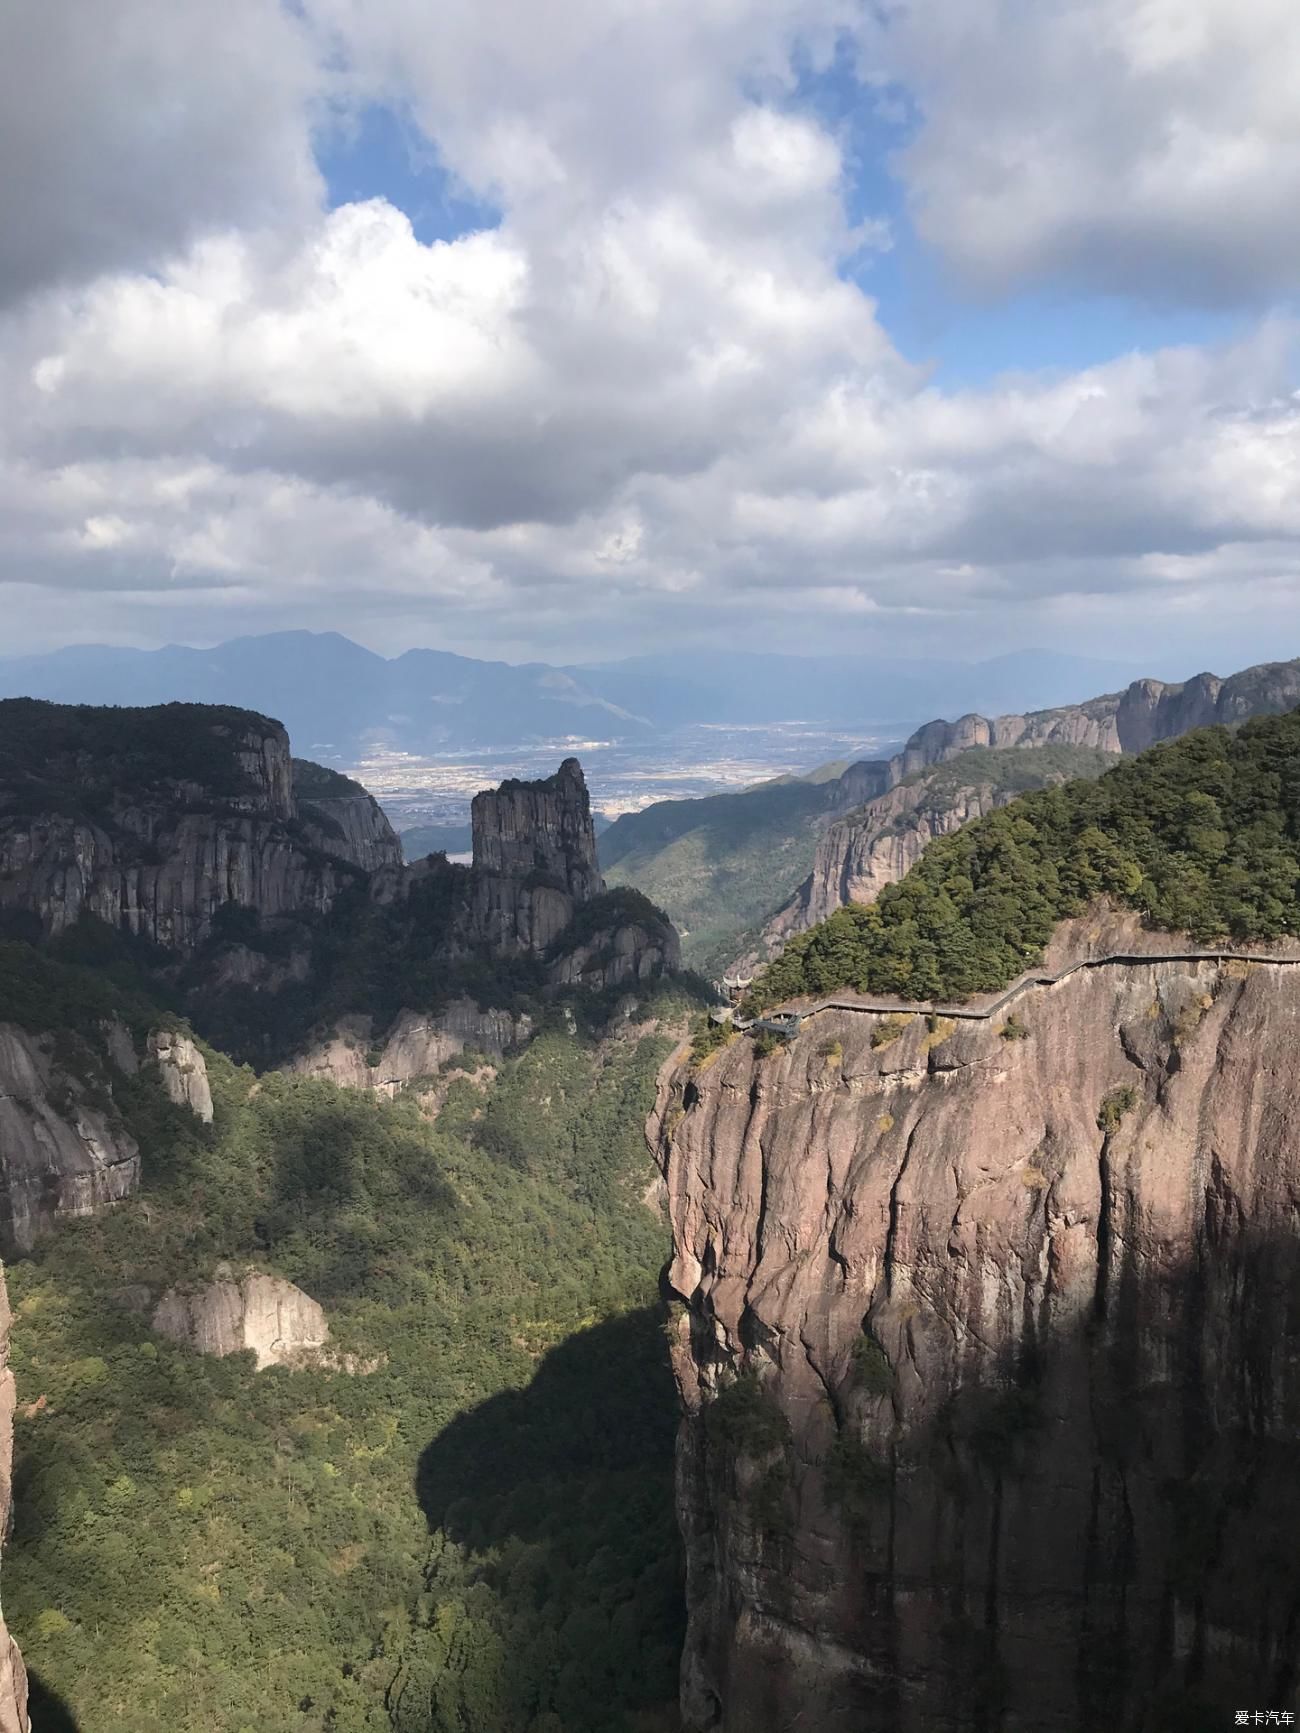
xmin=548 ymin=913 xmax=682 ymax=990
xmin=467 ymin=757 xmax=606 ymax=954
xmin=749 ymin=778 xmax=1008 ymax=966
xmin=291 ymin=1001 xmax=531 ymax=1095
xmin=0 ymin=1267 xmax=30 ymax=1733
xmin=152 ymin=1269 xmax=334 ymax=1370
xmin=471 ymin=757 xmax=603 ymax=898
xmin=293 ymin=758 xmax=403 ymax=875
xmin=654 ymin=914 xmax=1300 ymax=1729
xmin=0 ymin=1023 xmax=139 ymax=1252
xmin=148 ymin=1029 xmax=214 ymax=1123
xmin=0 ymin=703 xmax=373 ymax=952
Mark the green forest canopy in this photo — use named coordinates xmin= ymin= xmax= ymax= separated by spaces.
xmin=746 ymin=712 xmax=1300 ymax=1011
xmin=0 ymin=698 xmax=281 ymax=818
xmin=8 ymin=1003 xmax=685 ymax=1733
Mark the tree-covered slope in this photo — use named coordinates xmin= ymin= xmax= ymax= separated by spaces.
xmin=0 ymin=697 xmax=283 ymax=819
xmin=6 ymin=1002 xmax=686 ymax=1733
xmin=748 ymin=712 xmax=1300 ymax=1011
xmin=890 ymin=742 xmax=1116 ymax=803
xmin=601 ymin=778 xmax=845 ymax=976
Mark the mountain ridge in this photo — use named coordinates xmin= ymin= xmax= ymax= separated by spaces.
xmin=0 ymin=632 xmax=1147 ymax=761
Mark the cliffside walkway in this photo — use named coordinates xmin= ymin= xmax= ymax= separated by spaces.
xmin=720 ymin=946 xmax=1300 ymax=1037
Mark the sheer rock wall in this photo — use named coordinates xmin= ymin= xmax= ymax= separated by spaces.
xmin=0 ymin=715 xmax=374 ymax=952
xmin=0 ymin=1020 xmax=211 ymax=1252
xmin=653 ymin=919 xmax=1300 ymax=1730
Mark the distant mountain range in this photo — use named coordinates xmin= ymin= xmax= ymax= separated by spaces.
xmin=0 ymin=632 xmax=1150 ymax=762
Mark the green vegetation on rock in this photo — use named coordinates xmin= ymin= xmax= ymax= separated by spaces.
xmin=292 ymin=758 xmax=369 ymax=800
xmin=601 ymin=779 xmax=838 ymax=976
xmin=601 ymin=744 xmax=1117 ymax=980
xmin=7 ymin=1025 xmax=682 ymax=1733
xmin=893 ymin=743 xmax=1116 ymax=804
xmin=0 ymin=697 xmax=281 ymax=820
xmin=746 ymin=714 xmax=1300 ymax=1011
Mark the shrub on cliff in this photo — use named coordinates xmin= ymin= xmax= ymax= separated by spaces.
xmin=705 ymin=1371 xmax=791 ymax=1458
xmin=744 ymin=711 xmax=1300 ymax=1012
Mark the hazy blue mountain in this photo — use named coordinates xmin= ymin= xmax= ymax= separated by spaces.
xmin=0 ymin=632 xmax=650 ymax=760
xmin=0 ymin=632 xmax=1146 ymax=763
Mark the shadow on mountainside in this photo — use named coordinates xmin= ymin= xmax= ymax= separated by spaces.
xmin=405 ymin=1307 xmax=684 ymax=1733
xmin=676 ymin=1217 xmax=1300 ymax=1733
xmin=26 ymin=1667 xmax=82 ymax=1732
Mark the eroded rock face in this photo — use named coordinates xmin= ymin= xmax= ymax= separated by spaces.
xmin=654 ymin=922 xmax=1300 ymax=1729
xmin=0 ymin=1267 xmax=30 ymax=1733
xmin=0 ymin=1023 xmax=139 ymax=1253
xmin=152 ymin=1269 xmax=334 ymax=1371
xmin=459 ymin=759 xmax=681 ymax=986
xmin=291 ymin=1001 xmax=531 ymax=1095
xmin=298 ymin=792 xmax=404 ymax=875
xmin=471 ymin=757 xmax=602 ymax=902
xmin=148 ymin=1029 xmax=214 ymax=1123
xmin=467 ymin=758 xmax=604 ymax=955
xmin=0 ymin=712 xmax=365 ymax=952
xmin=751 ymin=781 xmax=1007 ymax=965
xmin=548 ymin=916 xmax=682 ymax=991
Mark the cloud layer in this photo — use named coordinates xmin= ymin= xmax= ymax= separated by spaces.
xmin=1 ymin=0 xmax=1297 ymax=663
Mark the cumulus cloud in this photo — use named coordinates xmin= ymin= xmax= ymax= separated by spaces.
xmin=864 ymin=0 xmax=1300 ymax=304
xmin=0 ymin=0 xmax=1298 ymax=665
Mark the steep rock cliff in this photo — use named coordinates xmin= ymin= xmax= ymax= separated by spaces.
xmin=547 ymin=910 xmax=682 ymax=991
xmin=457 ymin=759 xmax=679 ymax=980
xmin=654 ymin=917 xmax=1300 ymax=1730
xmin=292 ymin=757 xmax=403 ymax=874
xmin=290 ymin=1001 xmax=531 ymax=1095
xmin=0 ymin=1023 xmax=139 ymax=1253
xmin=750 ymin=780 xmax=1008 ymax=966
xmin=0 ymin=701 xmax=368 ymax=952
xmin=148 ymin=1029 xmax=214 ymax=1123
xmin=0 ymin=1015 xmax=212 ymax=1252
xmin=895 ymin=657 xmax=1300 ymax=772
xmin=466 ymin=757 xmax=605 ymax=954
xmin=471 ymin=757 xmax=603 ymax=898
xmin=0 ymin=1267 xmax=29 ymax=1733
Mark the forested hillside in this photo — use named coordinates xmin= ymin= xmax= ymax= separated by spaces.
xmin=4 ymin=943 xmax=688 ymax=1733
xmin=601 ymin=775 xmax=864 ymax=976
xmin=747 ymin=712 xmax=1300 ymax=1011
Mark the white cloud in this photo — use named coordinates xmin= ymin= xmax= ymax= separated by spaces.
xmin=0 ymin=0 xmax=1298 ymax=667
xmin=863 ymin=0 xmax=1300 ymax=303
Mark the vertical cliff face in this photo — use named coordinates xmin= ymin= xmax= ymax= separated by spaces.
xmin=753 ymin=780 xmax=1008 ymax=961
xmin=468 ymin=756 xmax=606 ymax=955
xmin=298 ymin=793 xmax=403 ymax=873
xmin=152 ymin=1268 xmax=337 ymax=1370
xmin=0 ymin=702 xmax=372 ymax=952
xmin=291 ymin=757 xmax=404 ymax=874
xmin=0 ymin=1023 xmax=140 ymax=1252
xmin=0 ymin=1019 xmax=212 ymax=1252
xmin=472 ymin=757 xmax=603 ymax=897
xmin=0 ymin=1268 xmax=30 ymax=1733
xmin=654 ymin=925 xmax=1300 ymax=1730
